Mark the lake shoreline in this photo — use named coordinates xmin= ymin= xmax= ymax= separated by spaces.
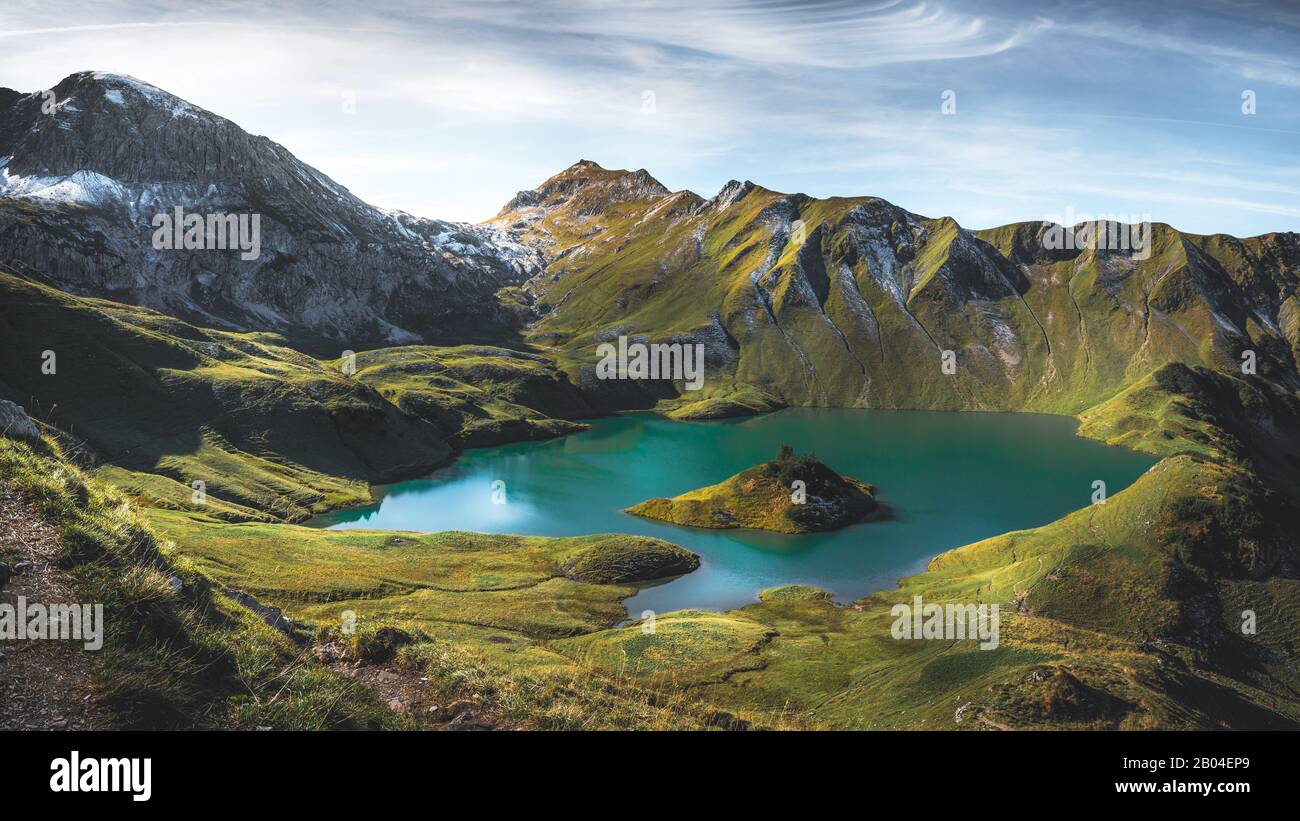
xmin=309 ymin=408 xmax=1158 ymax=615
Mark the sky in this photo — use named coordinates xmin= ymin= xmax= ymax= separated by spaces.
xmin=2 ymin=0 xmax=1299 ymax=236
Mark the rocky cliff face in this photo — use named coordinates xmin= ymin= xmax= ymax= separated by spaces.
xmin=0 ymin=72 xmax=543 ymax=347
xmin=495 ymin=161 xmax=1300 ymax=416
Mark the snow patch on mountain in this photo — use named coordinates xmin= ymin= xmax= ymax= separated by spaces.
xmin=0 ymin=167 xmax=130 ymax=207
xmin=383 ymin=210 xmax=545 ymax=276
xmin=91 ymin=72 xmax=208 ymax=121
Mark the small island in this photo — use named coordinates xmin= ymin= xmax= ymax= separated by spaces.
xmin=625 ymin=445 xmax=878 ymax=534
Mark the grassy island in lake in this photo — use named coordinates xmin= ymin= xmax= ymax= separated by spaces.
xmin=626 ymin=445 xmax=878 ymax=534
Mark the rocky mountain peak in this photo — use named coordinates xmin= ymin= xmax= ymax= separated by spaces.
xmin=1 ymin=71 xmax=248 ymax=183
xmin=498 ymin=160 xmax=672 ymax=218
xmin=0 ymin=71 xmax=544 ymax=345
xmin=710 ymin=179 xmax=756 ymax=210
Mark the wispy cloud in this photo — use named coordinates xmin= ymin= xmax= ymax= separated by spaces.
xmin=418 ymin=0 xmax=1052 ymax=69
xmin=0 ymin=20 xmax=207 ymax=37
xmin=0 ymin=0 xmax=1296 ymax=235
xmin=1063 ymin=16 xmax=1300 ymax=89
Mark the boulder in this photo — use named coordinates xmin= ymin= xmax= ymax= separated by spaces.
xmin=0 ymin=400 xmax=39 ymax=442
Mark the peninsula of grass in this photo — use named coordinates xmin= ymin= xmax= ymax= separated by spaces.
xmin=146 ymin=510 xmax=700 ymax=638
xmin=626 ymin=445 xmax=878 ymax=534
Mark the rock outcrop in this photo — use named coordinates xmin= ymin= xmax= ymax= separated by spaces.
xmin=0 ymin=400 xmax=39 ymax=442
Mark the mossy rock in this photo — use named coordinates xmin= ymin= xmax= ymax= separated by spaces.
xmin=561 ymin=536 xmax=700 ymax=583
xmin=758 ymin=585 xmax=835 ymax=603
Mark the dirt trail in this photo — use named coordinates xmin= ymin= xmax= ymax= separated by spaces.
xmin=0 ymin=484 xmax=102 ymax=730
xmin=313 ymin=639 xmax=509 ymax=731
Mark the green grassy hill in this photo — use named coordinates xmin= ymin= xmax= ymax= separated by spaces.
xmin=339 ymin=345 xmax=594 ymax=448
xmin=0 ymin=267 xmax=590 ymax=521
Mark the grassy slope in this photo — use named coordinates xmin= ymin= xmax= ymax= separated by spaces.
xmin=339 ymin=344 xmax=593 ymax=448
xmin=0 ymin=267 xmax=592 ymax=521
xmin=0 ymin=267 xmax=434 ymax=520
xmin=0 ymin=434 xmax=402 ymax=729
xmin=142 ymin=509 xmax=771 ymax=729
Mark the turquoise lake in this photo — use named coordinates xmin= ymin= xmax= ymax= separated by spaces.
xmin=312 ymin=409 xmax=1158 ymax=614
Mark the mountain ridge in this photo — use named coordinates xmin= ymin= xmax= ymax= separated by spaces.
xmin=499 ymin=158 xmax=1300 ymax=242
xmin=494 ymin=159 xmax=1299 ymax=418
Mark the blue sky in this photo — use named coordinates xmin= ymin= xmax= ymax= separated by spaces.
xmin=2 ymin=0 xmax=1299 ymax=235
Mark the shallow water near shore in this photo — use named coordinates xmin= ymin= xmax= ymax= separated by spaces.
xmin=311 ymin=409 xmax=1157 ymax=614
